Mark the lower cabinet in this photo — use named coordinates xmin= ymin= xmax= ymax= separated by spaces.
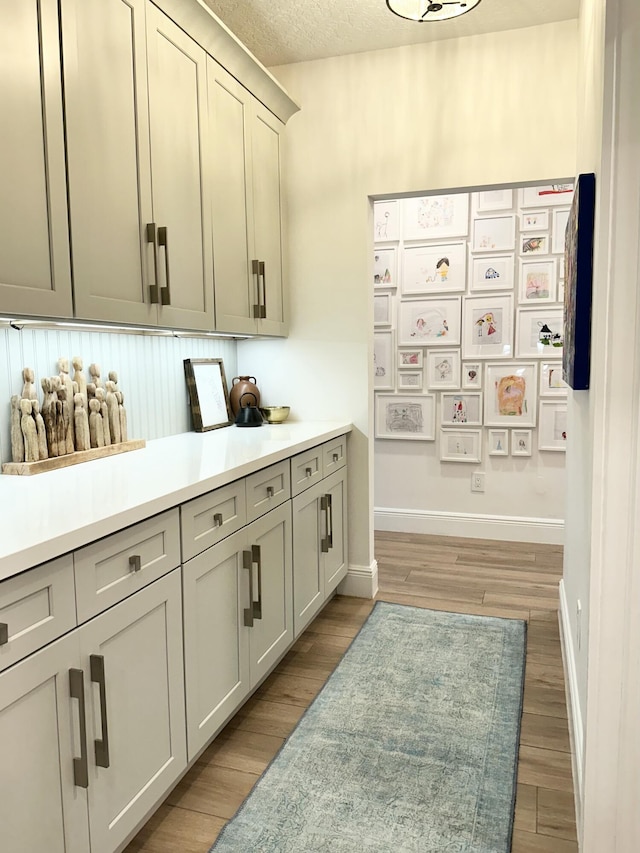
xmin=0 ymin=569 xmax=186 ymax=853
xmin=182 ymin=501 xmax=293 ymax=759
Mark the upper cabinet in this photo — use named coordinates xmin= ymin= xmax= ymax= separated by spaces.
xmin=0 ymin=0 xmax=73 ymax=318
xmin=208 ymin=60 xmax=287 ymax=337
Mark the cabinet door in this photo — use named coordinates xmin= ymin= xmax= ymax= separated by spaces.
xmin=0 ymin=633 xmax=89 ymax=853
xmin=82 ymin=569 xmax=186 ymax=853
xmin=246 ymin=503 xmax=293 ymax=684
xmin=207 ymin=58 xmax=257 ymax=335
xmin=182 ymin=529 xmax=251 ymax=760
xmin=62 ymin=0 xmax=155 ymax=325
xmin=323 ymin=467 xmax=349 ymax=594
xmin=146 ymin=5 xmax=214 ymax=331
xmin=0 ymin=0 xmax=72 ymax=317
xmin=292 ymin=484 xmax=324 ymax=638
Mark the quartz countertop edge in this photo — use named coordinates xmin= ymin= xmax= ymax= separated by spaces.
xmin=0 ymin=421 xmax=353 ymax=582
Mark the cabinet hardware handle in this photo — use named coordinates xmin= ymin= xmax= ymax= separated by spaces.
xmin=0 ymin=622 xmax=8 ymax=646
xmin=266 ymin=486 xmax=274 ymax=498
xmin=332 ymin=453 xmax=339 ymax=463
xmin=259 ymin=261 xmax=267 ymax=319
xmin=213 ymin=512 xmax=223 ymax=528
xmin=243 ymin=550 xmax=254 ymax=627
xmin=128 ymin=555 xmax=142 ymax=573
xmin=252 ymin=259 xmax=261 ymax=318
xmin=327 ymin=493 xmax=334 ymax=549
xmin=146 ymin=222 xmax=160 ymax=304
xmin=90 ymin=655 xmax=110 ymax=769
xmin=305 ymin=467 xmax=312 ymax=478
xmin=320 ymin=494 xmax=330 ymax=553
xmin=252 ymin=544 xmax=263 ymax=620
xmin=69 ymin=668 xmax=89 ymax=789
xmin=158 ymin=226 xmax=171 ymax=306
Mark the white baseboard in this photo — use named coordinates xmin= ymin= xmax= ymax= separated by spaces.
xmin=338 ymin=560 xmax=378 ymax=599
xmin=374 ymin=507 xmax=564 ymax=545
xmin=559 ymin=578 xmax=584 ymax=847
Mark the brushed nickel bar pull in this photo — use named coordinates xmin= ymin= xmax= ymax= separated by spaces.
xmin=90 ymin=655 xmax=110 ymax=769
xmin=252 ymin=259 xmax=261 ymax=318
xmin=213 ymin=512 xmax=223 ymax=528
xmin=266 ymin=486 xmax=274 ymax=498
xmin=320 ymin=495 xmax=330 ymax=553
xmin=305 ymin=467 xmax=313 ymax=478
xmin=0 ymin=622 xmax=8 ymax=646
xmin=158 ymin=226 xmax=171 ymax=306
xmin=69 ymin=668 xmax=89 ymax=788
xmin=332 ymin=453 xmax=339 ymax=463
xmin=327 ymin=493 xmax=334 ymax=549
xmin=146 ymin=222 xmax=160 ymax=304
xmin=252 ymin=544 xmax=263 ymax=620
xmin=259 ymin=261 xmax=267 ymax=318
xmin=128 ymin=555 xmax=142 ymax=573
xmin=243 ymin=550 xmax=254 ymax=627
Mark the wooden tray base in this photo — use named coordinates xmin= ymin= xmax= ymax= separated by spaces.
xmin=2 ymin=439 xmax=146 ymax=476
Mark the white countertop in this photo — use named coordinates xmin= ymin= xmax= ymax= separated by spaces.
xmin=0 ymin=421 xmax=352 ymax=582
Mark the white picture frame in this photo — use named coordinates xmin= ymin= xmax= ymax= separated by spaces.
xmin=426 ymin=349 xmax=461 ymax=390
xmin=484 ymin=362 xmax=538 ymax=427
xmin=520 ymin=184 xmax=574 ymax=208
xmin=374 ymin=292 xmax=393 ymax=327
xmin=397 ymin=370 xmax=423 ymax=390
xmin=521 ymin=234 xmax=549 ymax=256
xmin=398 ymin=348 xmax=424 ymax=369
xmin=471 ymin=215 xmax=516 ymax=252
xmin=375 ymin=393 xmax=436 ymax=440
xmin=402 ymin=193 xmax=469 ymax=241
xmin=470 ymin=254 xmax=515 ymax=292
xmin=475 ymin=189 xmax=513 ymax=212
xmin=552 ymin=208 xmax=571 ymax=254
xmin=401 ymin=242 xmax=466 ymax=295
xmin=488 ymin=429 xmax=509 ymax=456
xmin=462 ymin=362 xmax=482 ymax=389
xmin=538 ymin=400 xmax=568 ymax=451
xmin=398 ymin=297 xmax=462 ymax=347
xmin=373 ymin=246 xmax=398 ymax=288
xmin=519 ymin=259 xmax=557 ymax=304
xmin=184 ymin=358 xmax=233 ymax=432
xmin=374 ymin=200 xmax=400 ymax=242
xmin=440 ymin=429 xmax=482 ymax=463
xmin=520 ymin=209 xmax=549 ymax=232
xmin=462 ymin=294 xmax=514 ymax=359
xmin=511 ymin=429 xmax=533 ymax=457
xmin=516 ymin=307 xmax=564 ymax=358
xmin=440 ymin=392 xmax=483 ymax=426
xmin=374 ymin=330 xmax=395 ymax=390
xmin=540 ymin=361 xmax=568 ymax=396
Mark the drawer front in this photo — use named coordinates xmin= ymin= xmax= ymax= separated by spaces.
xmin=322 ymin=435 xmax=347 ymax=477
xmin=181 ymin=479 xmax=247 ymax=562
xmin=74 ymin=508 xmax=181 ymax=622
xmin=245 ymin=460 xmax=291 ymax=523
xmin=290 ymin=446 xmax=323 ymax=497
xmin=0 ymin=555 xmax=76 ymax=672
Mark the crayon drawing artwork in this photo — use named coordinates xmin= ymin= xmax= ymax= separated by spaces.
xmin=399 ymin=297 xmax=461 ymax=346
xmin=402 ymin=242 xmax=466 ymax=294
xmin=375 ymin=394 xmax=436 ymax=440
xmin=485 ymin=363 xmax=537 ymax=426
xmin=402 ymin=194 xmax=469 ymax=240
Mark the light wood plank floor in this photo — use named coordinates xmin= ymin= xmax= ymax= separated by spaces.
xmin=126 ymin=532 xmax=576 ymax=853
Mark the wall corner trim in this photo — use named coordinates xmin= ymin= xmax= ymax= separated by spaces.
xmin=559 ymin=578 xmax=584 ymax=843
xmin=338 ymin=560 xmax=378 ymax=599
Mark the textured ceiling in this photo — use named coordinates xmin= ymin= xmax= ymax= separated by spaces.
xmin=202 ymin=0 xmax=579 ymax=67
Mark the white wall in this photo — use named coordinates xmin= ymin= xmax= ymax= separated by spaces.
xmin=244 ymin=21 xmax=578 ymax=574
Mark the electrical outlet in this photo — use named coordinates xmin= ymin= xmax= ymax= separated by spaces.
xmin=471 ymin=472 xmax=485 ymax=493
xmin=576 ymin=600 xmax=582 ymax=651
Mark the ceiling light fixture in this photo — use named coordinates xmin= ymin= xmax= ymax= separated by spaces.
xmin=386 ymin=0 xmax=482 ymax=22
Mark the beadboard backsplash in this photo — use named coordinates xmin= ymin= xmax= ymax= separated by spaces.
xmin=0 ymin=326 xmax=238 ymax=466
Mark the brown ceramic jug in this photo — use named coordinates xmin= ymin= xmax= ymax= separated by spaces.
xmin=230 ymin=376 xmax=260 ymax=416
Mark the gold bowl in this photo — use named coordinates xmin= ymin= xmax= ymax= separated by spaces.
xmin=261 ymin=405 xmax=290 ymax=424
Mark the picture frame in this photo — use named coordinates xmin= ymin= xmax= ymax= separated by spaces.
xmin=462 ymin=294 xmax=514 ymax=359
xmin=401 ymin=242 xmax=466 ymax=295
xmin=374 ymin=200 xmax=400 ymax=242
xmin=470 ymin=254 xmax=514 ymax=292
xmin=488 ymin=429 xmax=509 ymax=456
xmin=440 ymin=391 xmax=483 ymax=426
xmin=520 ymin=183 xmax=574 ymax=208
xmin=462 ymin=362 xmax=482 ymax=389
xmin=551 ymin=208 xmax=571 ymax=254
xmin=375 ymin=393 xmax=436 ymax=440
xmin=397 ymin=370 xmax=423 ymax=390
xmin=471 ymin=215 xmax=516 ymax=252
xmin=373 ymin=246 xmax=398 ymax=288
xmin=398 ymin=296 xmax=461 ymax=347
xmin=520 ymin=209 xmax=549 ymax=232
xmin=402 ymin=193 xmax=469 ymax=241
xmin=183 ymin=358 xmax=233 ymax=432
xmin=511 ymin=429 xmax=533 ymax=457
xmin=439 ymin=429 xmax=482 ymax=463
xmin=538 ymin=400 xmax=568 ymax=451
xmin=484 ymin=362 xmax=538 ymax=427
xmin=426 ymin=349 xmax=461 ymax=390
xmin=540 ymin=361 xmax=568 ymax=396
xmin=563 ymin=172 xmax=596 ymax=390
xmin=398 ymin=348 xmax=423 ymax=368
xmin=521 ymin=234 xmax=549 ymax=256
xmin=475 ymin=188 xmax=513 ymax=212
xmin=374 ymin=330 xmax=396 ymax=390
xmin=374 ymin=292 xmax=393 ymax=326
xmin=515 ymin=307 xmax=564 ymax=358
xmin=519 ymin=259 xmax=557 ymax=304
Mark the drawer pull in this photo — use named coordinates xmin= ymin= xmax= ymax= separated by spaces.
xmin=266 ymin=486 xmax=275 ymax=498
xmin=252 ymin=544 xmax=263 ymax=620
xmin=213 ymin=512 xmax=223 ymax=528
xmin=305 ymin=467 xmax=312 ymax=478
xmin=158 ymin=225 xmax=171 ymax=306
xmin=320 ymin=495 xmax=330 ymax=553
xmin=90 ymin=655 xmax=110 ymax=769
xmin=332 ymin=453 xmax=339 ymax=463
xmin=146 ymin=222 xmax=160 ymax=304
xmin=243 ymin=550 xmax=254 ymax=627
xmin=327 ymin=493 xmax=334 ymax=549
xmin=128 ymin=554 xmax=142 ymax=573
xmin=69 ymin=668 xmax=89 ymax=789
xmin=0 ymin=622 xmax=8 ymax=646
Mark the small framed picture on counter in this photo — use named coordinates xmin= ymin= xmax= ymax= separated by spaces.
xmin=184 ymin=358 xmax=233 ymax=432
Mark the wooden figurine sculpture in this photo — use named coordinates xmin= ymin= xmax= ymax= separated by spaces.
xmin=116 ymin=390 xmax=128 ymax=442
xmin=89 ymin=363 xmax=104 ymax=389
xmin=41 ymin=378 xmax=58 ymax=457
xmin=58 ymin=357 xmax=75 ymax=448
xmin=31 ymin=400 xmax=48 ymax=460
xmin=105 ymin=380 xmax=121 ymax=444
xmin=73 ymin=393 xmax=90 ymax=451
xmin=89 ymin=398 xmax=105 ymax=448
xmin=57 ymin=387 xmax=74 ymax=455
xmin=72 ymin=356 xmax=88 ymax=411
xmin=95 ymin=387 xmax=111 ymax=444
xmin=10 ymin=395 xmax=25 ymax=463
xmin=20 ymin=399 xmax=39 ymax=463
xmin=21 ymin=368 xmax=37 ymax=401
